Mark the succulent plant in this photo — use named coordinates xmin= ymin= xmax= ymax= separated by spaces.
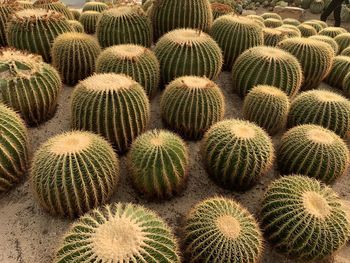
xmin=341 ymin=46 xmax=350 ymax=56
xmin=263 ymin=27 xmax=287 ymax=46
xmin=96 ymin=5 xmax=152 ymax=48
xmin=0 ymin=49 xmax=61 ymax=125
xmin=151 ymin=0 xmax=213 ymax=41
xmin=308 ymin=19 xmax=328 ymax=29
xmin=232 ymin=46 xmax=303 ymax=98
xmin=334 ymin=33 xmax=350 ymax=53
xmin=302 ymin=20 xmax=323 ymax=32
xmin=277 ymin=125 xmax=349 ymax=183
xmin=310 ymin=0 xmax=324 ymax=14
xmin=128 ymin=129 xmax=189 ymax=198
xmin=211 ymin=2 xmax=234 ymax=20
xmin=33 ymin=0 xmax=74 ymax=19
xmin=319 ymin=26 xmax=347 ymax=38
xmin=342 ymin=71 xmax=350 ymax=97
xmin=288 ymin=90 xmax=350 ymax=138
xmin=247 ymin=14 xmax=265 ymax=23
xmin=69 ymin=8 xmax=80 ymax=20
xmin=184 ymin=197 xmax=263 ymax=262
xmin=309 ymin=35 xmax=339 ymax=53
xmin=203 ymin=119 xmax=274 ymax=190
xmin=277 ymin=37 xmax=334 ymax=90
xmin=277 ymin=24 xmax=301 ymax=38
xmin=282 ymin=18 xmax=300 ymax=26
xmin=79 ymin=10 xmax=101 ymax=34
xmin=142 ymin=0 xmax=153 ymax=12
xmin=0 ymin=103 xmax=28 ymax=192
xmin=262 ymin=175 xmax=350 ymax=261
xmin=67 ymin=20 xmax=84 ymax=32
xmin=161 ymin=76 xmax=225 ymax=139
xmin=55 ymin=202 xmax=180 ymax=262
xmin=261 ymin=12 xmax=282 ymax=20
xmin=297 ymin=24 xmax=317 ymax=37
xmin=71 ymin=73 xmax=150 ymax=153
xmin=155 ymin=28 xmax=223 ymax=85
xmin=96 ymin=44 xmax=160 ymax=98
xmin=210 ymin=15 xmax=263 ymax=69
xmin=325 ymin=55 xmax=350 ymax=88
xmin=243 ymin=85 xmax=290 ymax=134
xmin=264 ymin=18 xmax=283 ymax=28
xmin=18 ymin=1 xmax=34 ymax=9
xmin=0 ymin=1 xmax=21 ymax=47
xmin=82 ymin=1 xmax=108 ymax=13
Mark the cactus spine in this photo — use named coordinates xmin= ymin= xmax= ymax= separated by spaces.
xmin=325 ymin=55 xmax=350 ymax=88
xmin=309 ymin=35 xmax=339 ymax=54
xmin=319 ymin=26 xmax=347 ymax=38
xmin=282 ymin=18 xmax=300 ymax=26
xmin=277 ymin=25 xmax=301 ymax=38
xmin=79 ymin=10 xmax=101 ymax=34
xmin=297 ymin=24 xmax=317 ymax=37
xmin=334 ymin=33 xmax=350 ymax=53
xmin=33 ymin=0 xmax=74 ymax=19
xmin=261 ymin=12 xmax=282 ymax=20
xmin=67 ymin=20 xmax=84 ymax=32
xmin=341 ymin=46 xmax=350 ymax=56
xmin=69 ymin=8 xmax=80 ymax=20
xmin=18 ymin=1 xmax=34 ymax=9
xmin=263 ymin=28 xmax=287 ymax=46
xmin=82 ymin=1 xmax=108 ymax=13
xmin=264 ymin=18 xmax=283 ymax=28
xmin=0 ymin=1 xmax=19 ymax=47
xmin=343 ymin=71 xmax=350 ymax=98
xmin=302 ymin=20 xmax=323 ymax=32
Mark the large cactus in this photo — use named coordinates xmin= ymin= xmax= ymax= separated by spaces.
xmin=82 ymin=1 xmax=108 ymax=13
xmin=0 ymin=1 xmax=20 ymax=47
xmin=325 ymin=55 xmax=350 ymax=88
xmin=334 ymin=33 xmax=350 ymax=53
xmin=263 ymin=27 xmax=287 ymax=46
xmin=297 ymin=24 xmax=317 ymax=37
xmin=319 ymin=26 xmax=347 ymax=38
xmin=309 ymin=35 xmax=339 ymax=53
xmin=79 ymin=11 xmax=101 ymax=34
xmin=33 ymin=0 xmax=74 ymax=19
xmin=232 ymin=46 xmax=303 ymax=98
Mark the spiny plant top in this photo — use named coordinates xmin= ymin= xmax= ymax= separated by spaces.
xmin=101 ymin=44 xmax=148 ymax=60
xmin=218 ymin=14 xmax=260 ymax=28
xmin=0 ymin=0 xmax=21 ymax=9
xmin=34 ymin=0 xmax=60 ymax=4
xmin=283 ymin=18 xmax=300 ymax=26
xmin=262 ymin=175 xmax=350 ymax=261
xmin=80 ymin=73 xmax=137 ymax=92
xmin=162 ymin=28 xmax=215 ymax=45
xmin=261 ymin=12 xmax=282 ymax=20
xmin=309 ymin=35 xmax=339 ymax=54
xmin=319 ymin=26 xmax=347 ymax=38
xmin=102 ymin=4 xmax=143 ymax=17
xmin=11 ymin=8 xmax=64 ymax=23
xmin=55 ymin=203 xmax=180 ymax=263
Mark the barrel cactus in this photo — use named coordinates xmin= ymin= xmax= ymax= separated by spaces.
xmin=128 ymin=129 xmax=189 ymax=198
xmin=342 ymin=71 xmax=350 ymax=97
xmin=79 ymin=10 xmax=101 ymax=34
xmin=55 ymin=203 xmax=180 ymax=262
xmin=288 ymin=90 xmax=350 ymax=138
xmin=0 ymin=103 xmax=28 ymax=192
xmin=33 ymin=0 xmax=73 ymax=19
xmin=71 ymin=73 xmax=150 ymax=153
xmin=308 ymin=19 xmax=328 ymax=29
xmin=277 ymin=125 xmax=349 ymax=183
xmin=341 ymin=46 xmax=350 ymax=56
xmin=310 ymin=0 xmax=324 ymax=13
xmin=68 ymin=20 xmax=84 ymax=32
xmin=277 ymin=37 xmax=334 ymax=90
xmin=161 ymin=76 xmax=225 ymax=139
xmin=96 ymin=44 xmax=160 ymax=98
xmin=262 ymin=175 xmax=350 ymax=261
xmin=7 ymin=9 xmax=73 ymax=62
xmin=325 ymin=55 xmax=350 ymax=88
xmin=261 ymin=12 xmax=282 ymax=20
xmin=302 ymin=20 xmax=323 ymax=32
xmin=82 ymin=1 xmax=108 ymax=13
xmin=18 ymin=1 xmax=33 ymax=9
xmin=69 ymin=8 xmax=80 ymax=20
xmin=243 ymin=85 xmax=290 ymax=134
xmin=52 ymin=32 xmax=101 ymax=86
xmin=0 ymin=1 xmax=20 ymax=47
xmin=283 ymin=18 xmax=300 ymax=26
xmin=277 ymin=25 xmax=301 ymax=38
xmin=263 ymin=28 xmax=287 ymax=46
xmin=334 ymin=33 xmax=350 ymax=53
xmin=151 ymin=0 xmax=213 ymax=41
xmin=297 ymin=24 xmax=317 ymax=37
xmin=319 ymin=26 xmax=347 ymax=38
xmin=0 ymin=49 xmax=61 ymax=125
xmin=309 ymin=35 xmax=339 ymax=53
xmin=232 ymin=46 xmax=303 ymax=98
xmin=211 ymin=3 xmax=234 ymax=20
xmin=203 ymin=119 xmax=274 ymax=190
xmin=184 ymin=197 xmax=263 ymax=262
xmin=155 ymin=28 xmax=223 ymax=85
xmin=210 ymin=15 xmax=263 ymax=69
xmin=264 ymin=18 xmax=283 ymax=28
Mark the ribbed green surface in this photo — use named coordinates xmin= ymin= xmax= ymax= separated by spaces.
xmin=232 ymin=46 xmax=302 ymax=98
xmin=341 ymin=46 xmax=350 ymax=56
xmin=161 ymin=76 xmax=225 ymax=139
xmin=319 ymin=26 xmax=347 ymax=38
xmin=211 ymin=3 xmax=234 ymax=20
xmin=128 ymin=129 xmax=189 ymax=198
xmin=264 ymin=18 xmax=283 ymax=28
xmin=308 ymin=19 xmax=328 ymax=29
xmin=71 ymin=73 xmax=150 ymax=153
xmin=203 ymin=119 xmax=274 ymax=190
xmin=262 ymin=175 xmax=350 ymax=261
xmin=297 ymin=24 xmax=317 ymax=37
xmin=210 ymin=15 xmax=263 ymax=69
xmin=55 ymin=203 xmax=180 ymax=262
xmin=151 ymin=0 xmax=213 ymax=41
xmin=155 ymin=28 xmax=223 ymax=85
xmin=82 ymin=1 xmax=108 ymax=13
xmin=79 ymin=11 xmax=100 ymax=34
xmin=0 ymin=103 xmax=28 ymax=192
xmin=310 ymin=0 xmax=324 ymax=14
xmin=309 ymin=35 xmax=339 ymax=53
xmin=302 ymin=20 xmax=323 ymax=32
xmin=277 ymin=25 xmax=301 ymax=38
xmin=261 ymin=12 xmax=282 ymax=20
xmin=69 ymin=8 xmax=80 ymax=20
xmin=184 ymin=197 xmax=263 ymax=262
xmin=277 ymin=37 xmax=334 ymax=90
xmin=96 ymin=44 xmax=160 ymax=98
xmin=0 ymin=2 xmax=17 ymax=47
xmin=325 ymin=55 xmax=350 ymax=88
xmin=334 ymin=33 xmax=350 ymax=53
xmin=343 ymin=71 xmax=350 ymax=97
xmin=277 ymin=125 xmax=349 ymax=183
xmin=0 ymin=49 xmax=61 ymax=125
xmin=68 ymin=20 xmax=84 ymax=32
xmin=96 ymin=5 xmax=152 ymax=48
xmin=263 ymin=28 xmax=287 ymax=46
xmin=282 ymin=18 xmax=300 ymax=26
xmin=33 ymin=0 xmax=74 ymax=19
xmin=247 ymin=14 xmax=265 ymax=23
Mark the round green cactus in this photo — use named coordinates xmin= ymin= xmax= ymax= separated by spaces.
xmin=79 ymin=10 xmax=101 ymax=34
xmin=142 ymin=0 xmax=153 ymax=12
xmin=211 ymin=2 xmax=234 ymax=20
xmin=0 ymin=1 xmax=20 ymax=47
xmin=263 ymin=27 xmax=287 ymax=46
xmin=0 ymin=49 xmax=61 ymax=125
xmin=264 ymin=18 xmax=283 ymax=28
xmin=7 ymin=9 xmax=73 ymax=62
xmin=308 ymin=19 xmax=328 ymax=29
xmin=342 ymin=71 xmax=350 ymax=97
xmin=319 ymin=26 xmax=347 ymax=38
xmin=71 ymin=73 xmax=150 ymax=153
xmin=262 ymin=175 xmax=350 ymax=261
xmin=309 ymin=35 xmax=339 ymax=53
xmin=302 ymin=20 xmax=323 ymax=32
xmin=277 ymin=24 xmax=301 ymax=38
xmin=334 ymin=33 xmax=350 ymax=53
xmin=69 ymin=8 xmax=80 ymax=20
xmin=277 ymin=37 xmax=334 ymax=90
xmin=52 ymin=32 xmax=101 ymax=86
xmin=203 ymin=119 xmax=274 ymax=190
xmin=277 ymin=124 xmax=349 ymax=183
xmin=283 ymin=18 xmax=300 ymax=26
xmin=82 ymin=1 xmax=108 ymax=13
xmin=261 ymin=12 xmax=282 ymax=20
xmin=297 ymin=24 xmax=317 ymax=37
xmin=232 ymin=46 xmax=303 ymax=98
xmin=288 ymin=90 xmax=350 ymax=138
xmin=96 ymin=44 xmax=160 ymax=98
xmin=67 ymin=20 xmax=84 ymax=32
xmin=247 ymin=14 xmax=265 ymax=23
xmin=210 ymin=15 xmax=263 ymax=69
xmin=33 ymin=0 xmax=73 ymax=19
xmin=184 ymin=197 xmax=263 ymax=262
xmin=128 ymin=129 xmax=189 ymax=198
xmin=55 ymin=202 xmax=180 ymax=262
xmin=341 ymin=46 xmax=350 ymax=56
xmin=30 ymin=131 xmax=119 ymax=217
xmin=161 ymin=76 xmax=225 ymax=139
xmin=310 ymin=0 xmax=324 ymax=13
xmin=243 ymin=85 xmax=290 ymax=135
xmin=0 ymin=103 xmax=28 ymax=192
xmin=151 ymin=0 xmax=213 ymax=41
xmin=325 ymin=55 xmax=350 ymax=88
xmin=155 ymin=28 xmax=223 ymax=85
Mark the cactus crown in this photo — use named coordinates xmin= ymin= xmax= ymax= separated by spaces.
xmin=251 ymin=84 xmax=288 ymax=98
xmin=220 ymin=14 xmax=258 ymax=28
xmin=306 ymin=127 xmax=335 ymax=144
xmin=81 ymin=73 xmax=135 ymax=91
xmin=175 ymin=75 xmax=215 ymax=89
xmin=302 ymin=191 xmax=331 ymax=218
xmin=310 ymin=89 xmax=345 ymax=102
xmin=13 ymin=8 xmax=64 ymax=22
xmin=105 ymin=4 xmax=142 ymax=17
xmin=165 ymin=28 xmax=211 ymax=45
xmin=35 ymin=0 xmax=60 ymax=4
xmin=47 ymin=131 xmax=92 ymax=154
xmin=108 ymin=44 xmax=147 ymax=59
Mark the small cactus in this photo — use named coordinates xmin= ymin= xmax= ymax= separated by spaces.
xmin=67 ymin=20 xmax=84 ymax=32
xmin=297 ymin=24 xmax=317 ymax=37
xmin=282 ymin=18 xmax=300 ymax=26
xmin=277 ymin=24 xmax=301 ymax=38
xmin=0 ymin=49 xmax=61 ymax=125
xmin=334 ymin=33 xmax=350 ymax=53
xmin=161 ymin=76 xmax=225 ymax=139
xmin=79 ymin=10 xmax=101 ymax=34
xmin=243 ymin=85 xmax=290 ymax=135
xmin=309 ymin=35 xmax=339 ymax=54
xmin=288 ymin=90 xmax=350 ymax=138
xmin=319 ymin=26 xmax=347 ymax=38
xmin=203 ymin=119 xmax=274 ymax=190
xmin=302 ymin=20 xmax=323 ymax=32
xmin=325 ymin=55 xmax=350 ymax=88
xmin=0 ymin=103 xmax=28 ymax=192
xmin=263 ymin=27 xmax=287 ymax=46
xmin=210 ymin=15 xmax=263 ymax=69
xmin=211 ymin=3 xmax=234 ymax=20
xmin=184 ymin=197 xmax=263 ymax=262
xmin=0 ymin=0 xmax=20 ymax=47
xmin=55 ymin=203 xmax=180 ymax=262
xmin=69 ymin=8 xmax=80 ymax=20
xmin=232 ymin=46 xmax=303 ymax=98
xmin=261 ymin=12 xmax=282 ymax=20
xmin=33 ymin=0 xmax=74 ymax=19
xmin=71 ymin=73 xmax=150 ymax=153
xmin=310 ymin=0 xmax=324 ymax=14
xmin=262 ymin=175 xmax=350 ymax=261
xmin=128 ymin=129 xmax=189 ymax=198
xmin=96 ymin=5 xmax=152 ymax=48
xmin=264 ymin=18 xmax=283 ymax=28
xmin=96 ymin=44 xmax=160 ymax=98
xmin=82 ymin=1 xmax=108 ymax=13
xmin=30 ymin=131 xmax=119 ymax=217
xmin=342 ymin=71 xmax=350 ymax=97
xmin=277 ymin=124 xmax=349 ymax=183
xmin=52 ymin=32 xmax=101 ymax=86
xmin=155 ymin=28 xmax=223 ymax=85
